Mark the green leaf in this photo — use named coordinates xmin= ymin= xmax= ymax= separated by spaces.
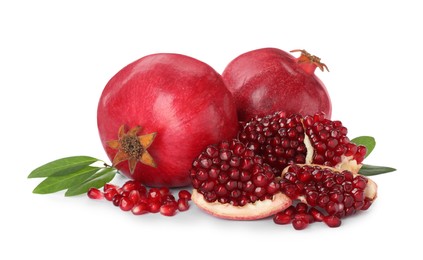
xmin=28 ymin=156 xmax=99 ymax=178
xmin=351 ymin=136 xmax=376 ymax=158
xmin=359 ymin=164 xmax=396 ymax=176
xmin=32 ymin=166 xmax=100 ymax=194
xmin=65 ymin=167 xmax=117 ymax=196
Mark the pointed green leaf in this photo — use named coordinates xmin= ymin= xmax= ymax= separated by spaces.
xmin=65 ymin=168 xmax=117 ymax=196
xmin=28 ymin=156 xmax=99 ymax=178
xmin=351 ymin=136 xmax=376 ymax=158
xmin=359 ymin=164 xmax=396 ymax=176
xmin=32 ymin=166 xmax=99 ymax=194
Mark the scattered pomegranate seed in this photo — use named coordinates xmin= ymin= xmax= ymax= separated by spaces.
xmin=128 ymin=190 xmax=141 ymax=204
xmin=148 ymin=201 xmax=161 ymax=213
xmin=88 ymin=180 xmax=191 ymax=217
xmin=132 ymin=203 xmax=148 ymax=215
xmin=119 ymin=197 xmax=135 ymax=211
xmin=177 ymin=198 xmax=190 ymax=211
xmin=104 ymin=188 xmax=118 ymax=201
xmin=87 ymin=188 xmax=103 ymax=199
xmin=178 ymin=190 xmax=192 ymax=200
xmin=160 ymin=204 xmax=177 ymax=216
xmin=103 ymin=183 xmax=119 ymax=192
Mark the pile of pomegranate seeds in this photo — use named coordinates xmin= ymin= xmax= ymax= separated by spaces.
xmin=275 ymin=164 xmax=374 ymax=229
xmin=190 ymin=139 xmax=280 ymax=206
xmin=87 ymin=180 xmax=191 ymax=217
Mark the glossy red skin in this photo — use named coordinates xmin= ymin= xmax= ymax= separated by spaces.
xmin=97 ymin=53 xmax=238 ymax=187
xmin=222 ymin=48 xmax=332 ymax=121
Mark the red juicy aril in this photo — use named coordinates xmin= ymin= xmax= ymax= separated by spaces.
xmin=190 ymin=139 xmax=291 ymax=220
xmin=238 ymin=112 xmax=366 ymax=173
xmin=88 ymin=180 xmax=192 ymax=217
xmin=222 ymin=48 xmax=331 ymax=121
xmin=275 ymin=164 xmax=377 ymax=229
xmin=97 ymin=53 xmax=239 ymax=187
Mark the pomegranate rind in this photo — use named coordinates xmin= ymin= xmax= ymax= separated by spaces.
xmin=191 ymin=190 xmax=292 ymax=220
xmin=281 ymin=164 xmax=377 ymax=201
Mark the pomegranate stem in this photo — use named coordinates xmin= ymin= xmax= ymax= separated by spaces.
xmin=290 ymin=49 xmax=329 ymax=73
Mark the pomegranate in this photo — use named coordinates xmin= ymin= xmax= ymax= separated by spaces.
xmin=88 ymin=179 xmax=192 ymax=216
xmin=189 ymin=139 xmax=291 ymax=220
xmin=238 ymin=111 xmax=366 ymax=173
xmin=222 ymin=48 xmax=331 ymax=121
xmin=97 ymin=53 xmax=239 ymax=187
xmin=276 ymin=164 xmax=377 ymax=229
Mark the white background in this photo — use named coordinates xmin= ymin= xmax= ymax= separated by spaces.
xmin=1 ymin=1 xmax=421 ymax=259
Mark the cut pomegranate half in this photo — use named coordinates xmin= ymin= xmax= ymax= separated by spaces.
xmin=189 ymin=139 xmax=292 ymax=220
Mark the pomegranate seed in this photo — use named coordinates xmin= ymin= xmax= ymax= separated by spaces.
xmin=103 ymin=183 xmax=118 ymax=192
xmin=128 ymin=190 xmax=141 ymax=204
xmin=361 ymin=198 xmax=372 ymax=210
xmin=119 ymin=197 xmax=135 ymax=211
xmin=292 ymin=219 xmax=308 ymax=230
xmin=159 ymin=187 xmax=170 ymax=197
xmin=178 ymin=190 xmax=192 ymax=200
xmin=104 ymin=188 xmax=118 ymax=201
xmin=112 ymin=194 xmax=122 ymax=206
xmin=283 ymin=205 xmax=296 ymax=216
xmin=160 ymin=204 xmax=177 ymax=216
xmin=122 ymin=180 xmax=140 ymax=192
xmin=87 ymin=188 xmax=103 ymax=199
xmin=177 ymin=198 xmax=190 ymax=211
xmin=353 ymin=176 xmax=367 ymax=189
xmin=148 ymin=188 xmax=162 ymax=202
xmin=309 ymin=208 xmax=324 ymax=222
xmin=273 ymin=213 xmax=292 ymax=225
xmin=296 ymin=202 xmax=308 ymax=213
xmin=324 ymin=215 xmax=341 ymax=228
xmin=148 ymin=201 xmax=161 ymax=213
xmin=132 ymin=203 xmax=148 ymax=215
xmin=138 ymin=185 xmax=147 ymax=196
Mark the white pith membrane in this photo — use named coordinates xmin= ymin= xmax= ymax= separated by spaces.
xmin=281 ymin=164 xmax=378 ymax=202
xmin=191 ymin=190 xmax=292 ymax=220
xmin=302 ymin=121 xmax=362 ymax=174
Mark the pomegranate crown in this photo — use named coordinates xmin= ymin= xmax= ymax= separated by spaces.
xmin=290 ymin=49 xmax=329 ymax=72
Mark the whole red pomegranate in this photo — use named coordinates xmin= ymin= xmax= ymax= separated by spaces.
xmin=222 ymin=48 xmax=332 ymax=121
xmin=97 ymin=53 xmax=239 ymax=187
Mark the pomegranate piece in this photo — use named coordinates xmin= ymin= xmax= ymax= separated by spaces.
xmin=190 ymin=139 xmax=292 ymax=220
xmin=87 ymin=188 xmax=103 ymax=200
xmin=274 ymin=164 xmax=377 ymax=229
xmin=222 ymin=48 xmax=331 ymax=121
xmin=238 ymin=111 xmax=367 ymax=173
xmin=97 ymin=53 xmax=239 ymax=187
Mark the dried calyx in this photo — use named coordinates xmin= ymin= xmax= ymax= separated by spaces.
xmin=106 ymin=125 xmax=157 ymax=174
